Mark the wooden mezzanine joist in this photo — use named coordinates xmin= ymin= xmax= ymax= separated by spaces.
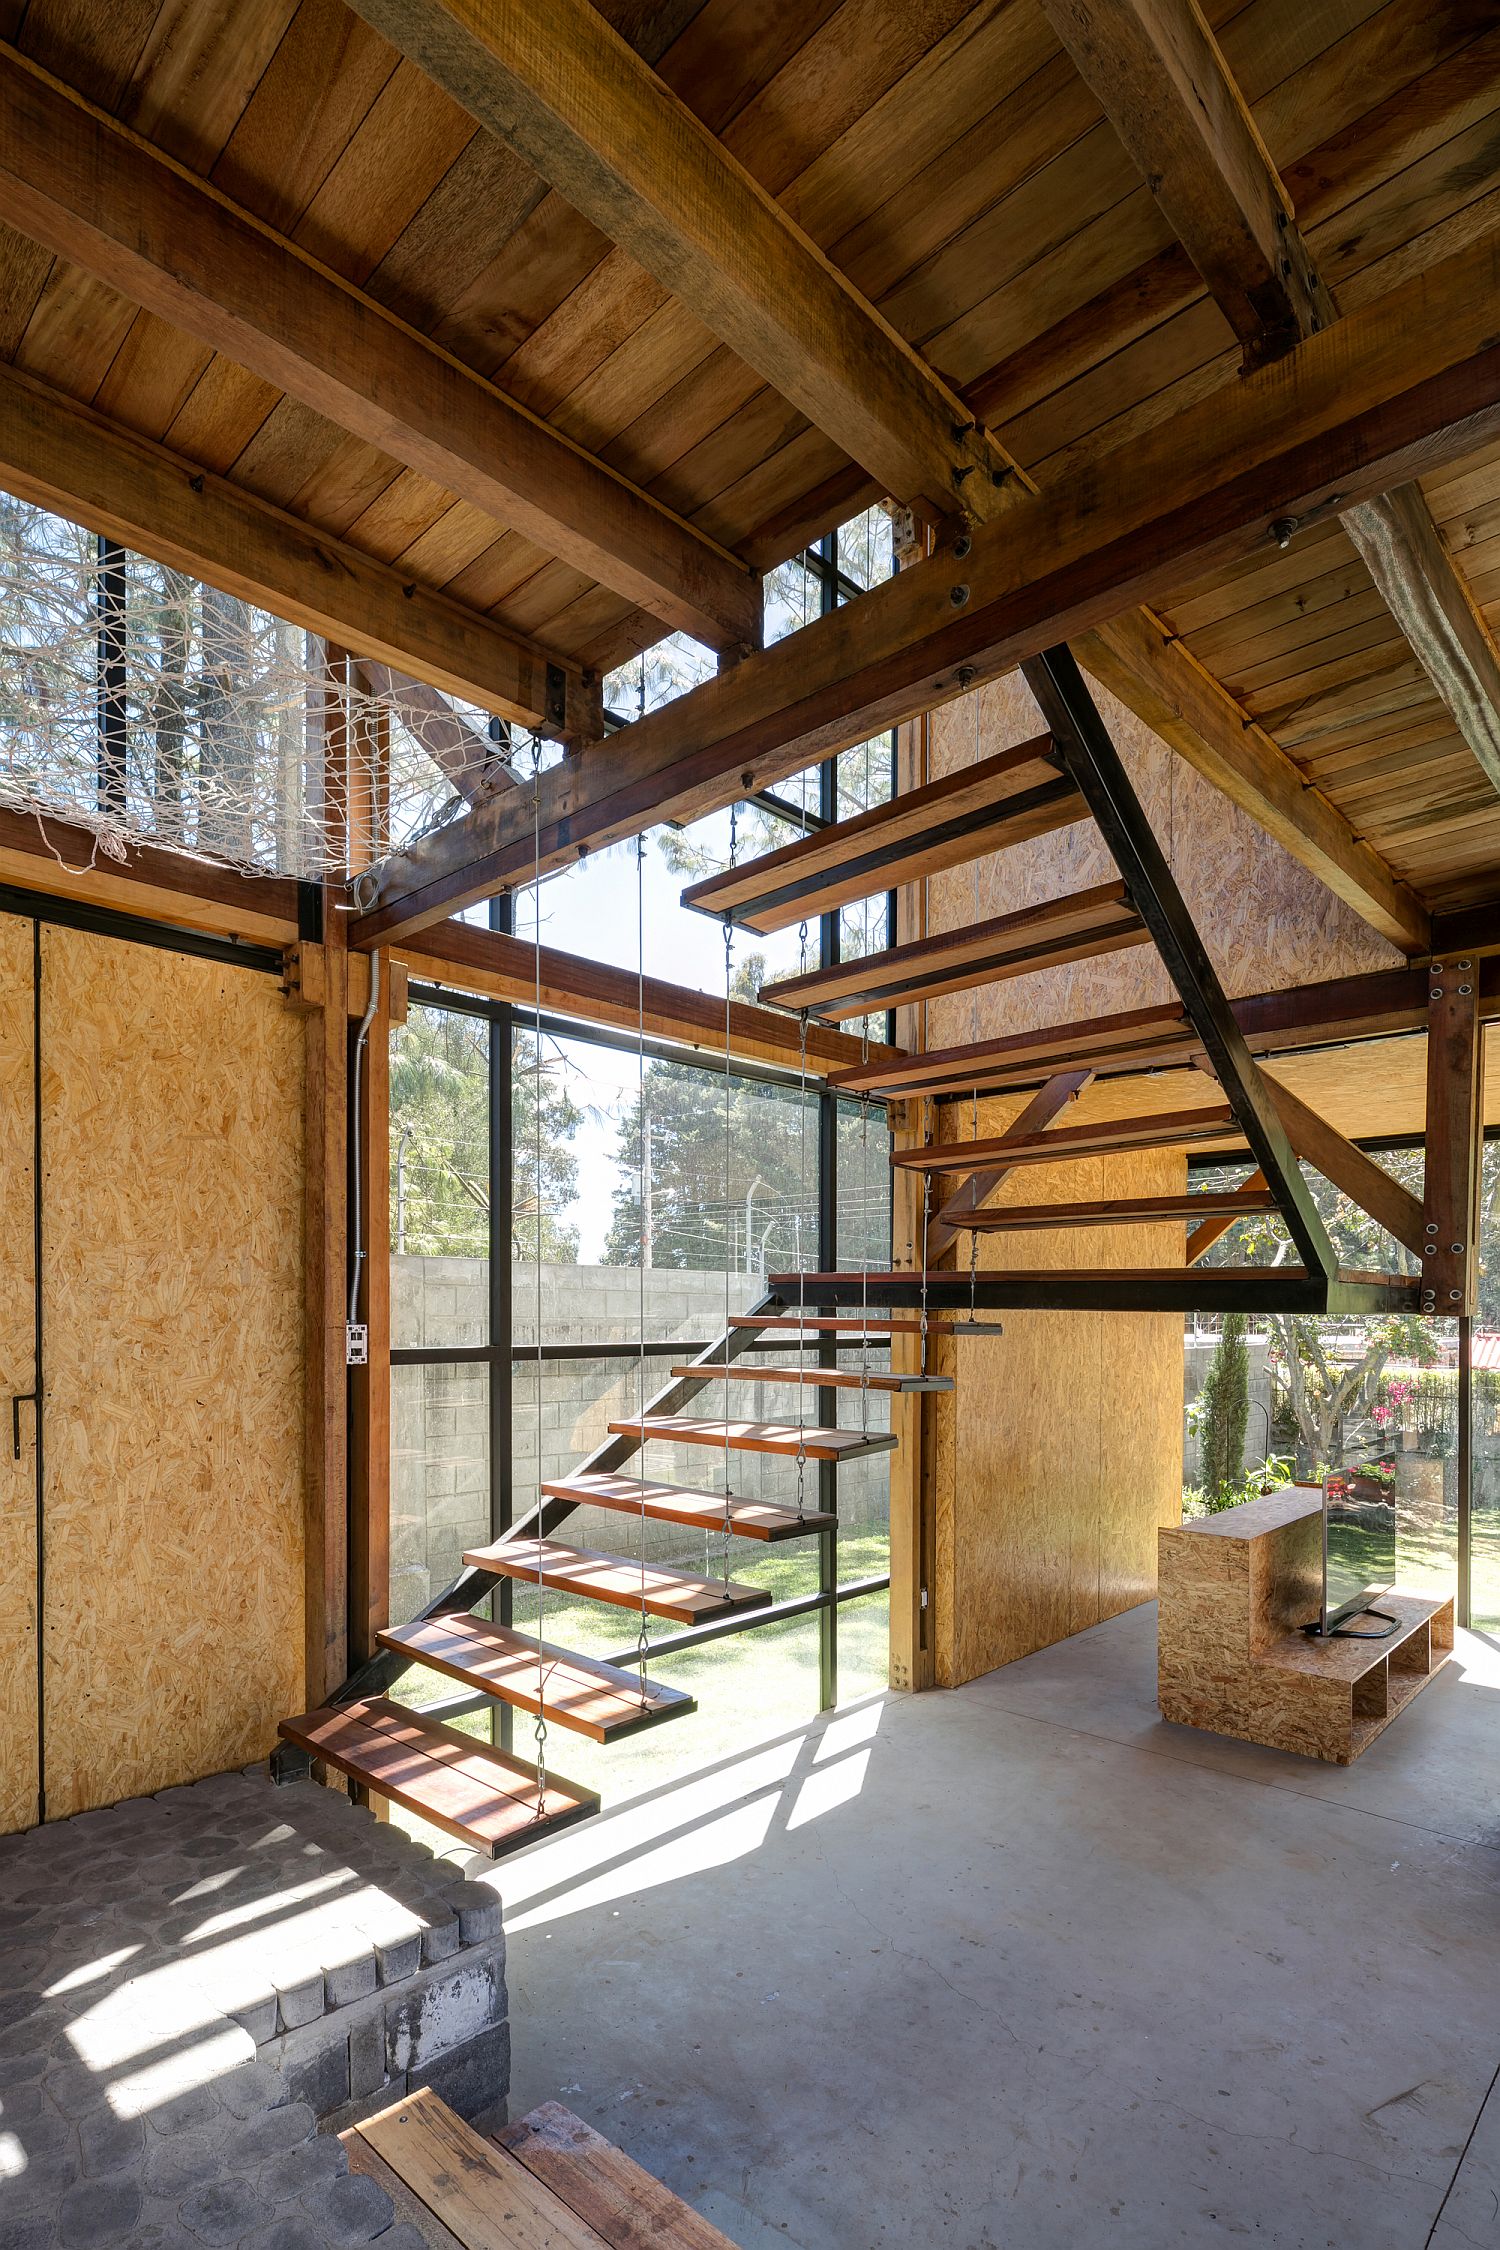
xmin=1042 ymin=0 xmax=1500 ymax=815
xmin=347 ymin=214 xmax=1500 ymax=948
xmin=0 ymin=45 xmax=759 ymax=658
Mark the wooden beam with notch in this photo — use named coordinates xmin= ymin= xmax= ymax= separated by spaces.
xmin=352 ymin=216 xmax=1500 ymax=946
xmin=340 ymin=0 xmax=1027 ymax=529
xmin=0 ymin=360 xmax=598 ymax=740
xmin=1037 ymin=0 xmax=1335 ymax=365
xmin=1042 ymin=0 xmax=1500 ymax=837
xmin=0 ymin=46 xmax=759 ymax=657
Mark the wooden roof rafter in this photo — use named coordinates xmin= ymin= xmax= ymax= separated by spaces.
xmin=350 ymin=214 xmax=1500 ymax=946
xmin=0 ymin=41 xmax=761 ymax=659
xmin=1042 ymin=0 xmax=1500 ymax=816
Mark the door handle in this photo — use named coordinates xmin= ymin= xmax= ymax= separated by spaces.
xmin=11 ymin=1391 xmax=36 ymax=1459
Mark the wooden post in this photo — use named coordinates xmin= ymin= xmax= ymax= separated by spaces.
xmin=888 ymin=1097 xmax=934 ymax=1692
xmin=1421 ymin=954 xmax=1483 ymax=1316
xmin=303 ymin=909 xmax=349 ymax=1707
xmin=349 ymin=956 xmax=392 ymax=1668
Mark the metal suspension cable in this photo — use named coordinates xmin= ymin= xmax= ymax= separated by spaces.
xmin=636 ymin=829 xmax=651 ymax=1703
xmin=529 ymin=737 xmax=548 ymax=1816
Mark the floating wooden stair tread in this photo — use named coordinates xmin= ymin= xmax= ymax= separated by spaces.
xmin=276 ymin=1697 xmax=598 ymax=1857
xmin=758 ymin=881 xmax=1146 ymax=1019
xmin=959 ymin=1189 xmax=1280 ymax=1231
xmin=464 ymin=1536 xmax=773 ymax=1623
xmin=728 ymin=1312 xmax=1005 ymax=1337
xmin=682 ymin=734 xmax=1084 ymax=933
xmin=539 ymin=1469 xmax=836 ymax=1541
xmin=891 ymin=1104 xmax=1243 ymax=1171
xmin=609 ymin=1413 xmax=899 ymax=1462
xmin=830 ymin=1003 xmax=1202 ymax=1097
xmin=671 ymin=1361 xmax=952 ymax=1393
xmin=376 ymin=1613 xmax=694 ymax=1741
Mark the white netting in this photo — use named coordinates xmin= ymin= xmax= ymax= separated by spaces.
xmin=0 ymin=496 xmax=528 ymax=882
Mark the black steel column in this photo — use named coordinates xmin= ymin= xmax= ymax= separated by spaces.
xmin=1023 ymin=646 xmax=1338 ymax=1288
xmin=489 ymin=886 xmax=515 ymax=1748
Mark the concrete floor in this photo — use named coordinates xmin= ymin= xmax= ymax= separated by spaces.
xmin=494 ymin=1601 xmax=1500 ymax=2250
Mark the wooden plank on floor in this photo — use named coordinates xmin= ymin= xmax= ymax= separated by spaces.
xmin=352 ymin=2088 xmax=613 ymax=2249
xmin=497 ymin=2102 xmax=740 ymax=2250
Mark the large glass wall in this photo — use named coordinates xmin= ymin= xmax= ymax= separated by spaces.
xmin=389 ymin=511 xmax=899 ymax=1786
xmin=1180 ymin=1131 xmax=1500 ymax=1619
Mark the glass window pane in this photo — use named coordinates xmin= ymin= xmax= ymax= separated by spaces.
xmin=513 ymin=1032 xmax=821 ymax=1338
xmin=836 ymin=1588 xmax=891 ymax=1704
xmin=390 ymin=1361 xmax=490 ymax=1630
xmin=391 ymin=1001 xmax=491 ymax=1346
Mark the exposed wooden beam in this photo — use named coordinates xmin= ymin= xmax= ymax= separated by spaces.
xmin=1260 ymin=1075 xmax=1426 ymax=1257
xmin=1339 ymin=484 xmax=1500 ymax=803
xmin=0 ymin=798 xmax=301 ymax=945
xmin=0 ymin=361 xmax=599 ymax=740
xmin=340 ymin=0 xmax=1026 ymax=530
xmin=1037 ymin=0 xmax=1334 ymax=365
xmin=396 ymin=917 xmax=895 ymax=1078
xmin=351 ymin=661 xmax=513 ymax=807
xmin=353 ymin=217 xmax=1500 ymax=944
xmin=1041 ymin=1 xmax=1500 ymax=830
xmin=0 ymin=47 xmax=758 ymax=656
xmin=1186 ymin=1169 xmax=1267 ymax=1264
xmin=1078 ymin=609 xmax=1428 ymax=953
xmin=1421 ymin=963 xmax=1484 ymax=1314
xmin=926 ymin=1071 xmax=1093 ymax=1261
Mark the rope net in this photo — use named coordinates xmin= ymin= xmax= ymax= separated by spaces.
xmin=0 ymin=497 xmax=525 ymax=882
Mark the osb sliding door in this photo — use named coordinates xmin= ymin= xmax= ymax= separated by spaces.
xmin=0 ymin=914 xmax=38 ymax=1832
xmin=931 ymin=1094 xmax=1183 ymax=1688
xmin=37 ymin=929 xmax=305 ymax=1819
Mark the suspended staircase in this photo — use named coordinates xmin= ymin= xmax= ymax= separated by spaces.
xmin=278 ymin=636 xmax=1420 ymax=1848
xmin=277 ymin=1305 xmax=938 ymax=1856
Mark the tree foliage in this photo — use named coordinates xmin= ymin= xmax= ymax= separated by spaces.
xmin=391 ymin=1009 xmax=582 ymax=1260
xmin=1199 ymin=1312 xmax=1249 ymax=1501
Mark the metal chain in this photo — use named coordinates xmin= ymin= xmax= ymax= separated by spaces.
xmin=529 ymin=734 xmax=547 ymax=1814
xmin=796 ymin=929 xmax=810 ymax=1519
xmin=722 ymin=907 xmax=735 ymax=1590
xmin=636 ymin=830 xmax=650 ymax=1705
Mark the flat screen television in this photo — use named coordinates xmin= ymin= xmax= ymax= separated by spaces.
xmin=1317 ymin=1469 xmax=1397 ymax=1638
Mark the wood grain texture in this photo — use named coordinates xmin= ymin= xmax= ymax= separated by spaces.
xmin=0 ymin=912 xmax=36 ymax=1834
xmin=497 ymin=2101 xmax=740 ymax=2250
xmin=38 ymin=929 xmax=305 ymax=1817
xmin=932 ymin=1114 xmax=1183 ymax=1686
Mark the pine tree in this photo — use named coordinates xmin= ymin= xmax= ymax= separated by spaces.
xmin=1200 ymin=1312 xmax=1249 ymax=1504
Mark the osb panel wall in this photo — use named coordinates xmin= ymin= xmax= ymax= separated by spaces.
xmin=924 ymin=671 xmax=1403 ymax=1052
xmin=0 ymin=915 xmax=37 ymax=1833
xmin=37 ymin=929 xmax=305 ymax=1819
xmin=930 ymin=1085 xmax=1183 ymax=1687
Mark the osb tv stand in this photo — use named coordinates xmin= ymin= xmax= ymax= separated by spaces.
xmin=1158 ymin=1488 xmax=1453 ymax=1765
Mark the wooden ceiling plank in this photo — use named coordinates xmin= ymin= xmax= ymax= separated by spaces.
xmin=0 ymin=44 xmax=761 ymax=655
xmin=337 ymin=0 xmax=1029 ymax=526
xmin=0 ymin=358 xmax=596 ymax=735
xmin=351 ymin=207 xmax=1500 ymax=945
xmin=1043 ymin=0 xmax=1500 ymax=815
xmin=1077 ymin=608 xmax=1426 ymax=950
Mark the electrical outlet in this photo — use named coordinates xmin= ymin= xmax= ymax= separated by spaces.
xmin=346 ymin=1322 xmax=368 ymax=1366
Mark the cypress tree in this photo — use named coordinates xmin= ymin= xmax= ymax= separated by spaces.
xmin=1200 ymin=1312 xmax=1250 ymax=1504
